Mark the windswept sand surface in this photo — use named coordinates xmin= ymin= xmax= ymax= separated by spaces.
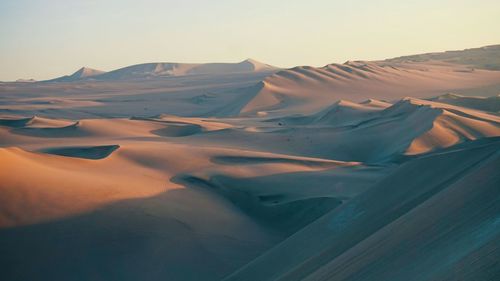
xmin=1 ymin=47 xmax=500 ymax=281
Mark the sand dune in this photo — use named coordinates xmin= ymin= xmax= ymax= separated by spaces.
xmin=186 ymin=98 xmax=500 ymax=162
xmin=428 ymin=93 xmax=500 ymax=113
xmin=48 ymin=67 xmax=106 ymax=82
xmin=240 ymin=60 xmax=500 ymax=116
xmin=45 ymin=59 xmax=278 ymax=82
xmin=386 ymin=44 xmax=500 ymax=70
xmin=0 ymin=116 xmax=34 ymax=127
xmin=225 ymin=138 xmax=500 ymax=281
xmin=3 ymin=52 xmax=499 ymax=120
xmin=267 ymin=99 xmax=392 ymax=126
xmin=1 ymin=45 xmax=500 ymax=281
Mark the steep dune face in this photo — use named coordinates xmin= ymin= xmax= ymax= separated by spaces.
xmin=404 ymin=99 xmax=500 ymax=154
xmin=240 ymin=61 xmax=500 ymax=116
xmin=0 ymin=146 xmax=166 ymax=227
xmin=225 ymin=139 xmax=500 ymax=281
xmin=331 ymin=98 xmax=500 ymax=158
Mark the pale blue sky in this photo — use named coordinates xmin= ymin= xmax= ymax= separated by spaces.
xmin=1 ymin=0 xmax=499 ymax=81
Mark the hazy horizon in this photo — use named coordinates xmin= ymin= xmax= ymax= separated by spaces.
xmin=1 ymin=0 xmax=500 ymax=81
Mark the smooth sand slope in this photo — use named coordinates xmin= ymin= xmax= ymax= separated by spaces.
xmin=225 ymin=138 xmax=500 ymax=281
xmin=0 ymin=45 xmax=499 ymax=281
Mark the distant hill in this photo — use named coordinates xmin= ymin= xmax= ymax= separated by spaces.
xmin=385 ymin=44 xmax=500 ymax=70
xmin=44 ymin=59 xmax=278 ymax=82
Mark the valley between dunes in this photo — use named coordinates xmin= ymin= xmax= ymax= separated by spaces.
xmin=1 ymin=46 xmax=500 ymax=281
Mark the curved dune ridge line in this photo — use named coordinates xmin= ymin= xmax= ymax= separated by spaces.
xmin=211 ymin=155 xmax=360 ymax=168
xmin=0 ymin=115 xmax=76 ymax=128
xmin=170 ymin=151 xmax=383 ymax=235
xmin=402 ymin=98 xmax=500 ymax=155
xmin=0 ymin=140 xmax=380 ymax=279
xmin=25 ymin=116 xmax=76 ymax=128
xmin=0 ymin=116 xmax=34 ymax=127
xmin=4 ymin=116 xmax=211 ymax=139
xmin=268 ymin=98 xmax=392 ymax=127
xmin=0 ymin=145 xmax=170 ymax=228
xmin=340 ymin=98 xmax=500 ymax=156
xmin=0 ymin=141 xmax=363 ymax=229
xmin=230 ymin=98 xmax=498 ymax=162
xmin=239 ymin=60 xmax=500 ymax=116
xmin=0 ymin=114 xmax=233 ymax=142
xmin=172 ymin=150 xmax=386 ymax=240
xmin=0 ymin=115 xmax=78 ymax=129
xmin=173 ymin=173 xmax=343 ymax=235
xmin=11 ymin=120 xmax=85 ymax=138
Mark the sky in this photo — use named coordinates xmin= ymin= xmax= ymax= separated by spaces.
xmin=1 ymin=0 xmax=499 ymax=81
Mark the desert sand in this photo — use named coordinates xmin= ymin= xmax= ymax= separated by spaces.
xmin=1 ymin=46 xmax=499 ymax=281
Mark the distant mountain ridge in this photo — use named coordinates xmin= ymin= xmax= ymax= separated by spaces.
xmin=45 ymin=59 xmax=278 ymax=82
xmin=384 ymin=44 xmax=500 ymax=70
xmin=16 ymin=44 xmax=500 ymax=83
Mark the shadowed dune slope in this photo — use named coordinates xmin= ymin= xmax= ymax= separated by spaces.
xmin=41 ymin=145 xmax=119 ymax=159
xmin=224 ymin=138 xmax=500 ymax=281
xmin=0 ymin=184 xmax=277 ymax=281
